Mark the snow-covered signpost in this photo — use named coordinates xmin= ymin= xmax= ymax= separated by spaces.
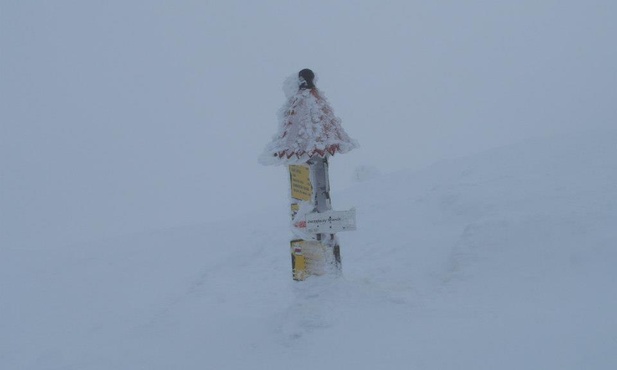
xmin=260 ymin=69 xmax=358 ymax=281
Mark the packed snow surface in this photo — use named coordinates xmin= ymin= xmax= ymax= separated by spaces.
xmin=2 ymin=132 xmax=616 ymax=369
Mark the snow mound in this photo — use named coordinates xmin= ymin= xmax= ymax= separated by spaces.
xmin=351 ymin=164 xmax=382 ymax=182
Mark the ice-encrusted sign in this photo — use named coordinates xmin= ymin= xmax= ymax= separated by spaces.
xmin=260 ymin=69 xmax=358 ymax=281
xmin=259 ymin=70 xmax=358 ymax=166
xmin=305 ymin=209 xmax=357 ymax=234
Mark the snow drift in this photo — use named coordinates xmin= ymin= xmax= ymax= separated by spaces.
xmin=2 ymin=131 xmax=616 ymax=369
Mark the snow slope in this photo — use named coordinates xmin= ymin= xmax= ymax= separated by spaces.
xmin=2 ymin=131 xmax=616 ymax=369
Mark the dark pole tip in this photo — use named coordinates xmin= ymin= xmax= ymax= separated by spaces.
xmin=299 ymin=68 xmax=315 ymax=89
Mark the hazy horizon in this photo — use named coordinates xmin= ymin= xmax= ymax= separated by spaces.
xmin=2 ymin=1 xmax=616 ymax=248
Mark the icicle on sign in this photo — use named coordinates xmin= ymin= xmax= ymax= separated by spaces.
xmin=289 ymin=164 xmax=312 ymax=201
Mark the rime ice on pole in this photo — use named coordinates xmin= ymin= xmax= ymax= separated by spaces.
xmin=259 ymin=69 xmax=358 ymax=166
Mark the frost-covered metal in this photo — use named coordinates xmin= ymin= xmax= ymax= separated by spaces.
xmin=261 ymin=69 xmax=358 ymax=280
xmin=259 ymin=71 xmax=358 ymax=165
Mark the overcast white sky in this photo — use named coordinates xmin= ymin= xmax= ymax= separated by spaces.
xmin=2 ymin=1 xmax=616 ymax=248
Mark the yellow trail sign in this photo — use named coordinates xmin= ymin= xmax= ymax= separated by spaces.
xmin=289 ymin=164 xmax=313 ymax=201
xmin=290 ymin=239 xmax=327 ymax=281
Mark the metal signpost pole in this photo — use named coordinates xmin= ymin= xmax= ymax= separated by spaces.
xmin=309 ymin=157 xmax=341 ymax=272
